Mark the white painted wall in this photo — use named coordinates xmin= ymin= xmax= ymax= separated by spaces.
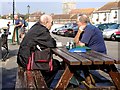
xmin=0 ymin=19 xmax=36 ymax=29
xmin=0 ymin=19 xmax=13 ymax=28
xmin=0 ymin=19 xmax=64 ymax=39
xmin=92 ymin=13 xmax=99 ymax=24
xmin=118 ymin=9 xmax=120 ymax=24
xmin=92 ymin=9 xmax=119 ymax=24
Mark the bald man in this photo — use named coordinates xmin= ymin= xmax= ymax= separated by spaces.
xmin=17 ymin=14 xmax=56 ymax=68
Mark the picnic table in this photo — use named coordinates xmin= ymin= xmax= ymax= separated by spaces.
xmin=15 ymin=46 xmax=120 ymax=89
xmin=51 ymin=47 xmax=120 ymax=89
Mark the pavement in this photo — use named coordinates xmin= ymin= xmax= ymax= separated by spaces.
xmin=0 ymin=43 xmax=19 ymax=90
xmin=0 ymin=42 xmax=63 ymax=90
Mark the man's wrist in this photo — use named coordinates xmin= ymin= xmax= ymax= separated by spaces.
xmin=78 ymin=29 xmax=84 ymax=33
xmin=79 ymin=27 xmax=84 ymax=32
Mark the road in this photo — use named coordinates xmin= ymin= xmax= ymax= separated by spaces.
xmin=0 ymin=33 xmax=119 ymax=89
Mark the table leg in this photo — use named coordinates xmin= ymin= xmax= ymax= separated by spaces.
xmin=55 ymin=66 xmax=73 ymax=89
xmin=107 ymin=64 xmax=120 ymax=90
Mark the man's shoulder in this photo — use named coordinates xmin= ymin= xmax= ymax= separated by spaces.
xmin=16 ymin=19 xmax=22 ymax=22
xmin=87 ymin=24 xmax=95 ymax=28
xmin=85 ymin=25 xmax=95 ymax=32
xmin=30 ymin=22 xmax=48 ymax=33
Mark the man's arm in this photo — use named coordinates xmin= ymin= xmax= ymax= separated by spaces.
xmin=74 ymin=28 xmax=85 ymax=46
xmin=15 ymin=21 xmax=23 ymax=28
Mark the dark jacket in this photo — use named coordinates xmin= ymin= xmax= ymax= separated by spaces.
xmin=17 ymin=22 xmax=56 ymax=68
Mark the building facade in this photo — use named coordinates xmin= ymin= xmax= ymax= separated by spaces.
xmin=62 ymin=1 xmax=76 ymax=14
xmin=52 ymin=14 xmax=77 ymax=24
xmin=92 ymin=1 xmax=120 ymax=24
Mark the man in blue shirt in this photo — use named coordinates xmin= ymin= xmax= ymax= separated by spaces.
xmin=74 ymin=15 xmax=107 ymax=87
xmin=12 ymin=14 xmax=23 ymax=44
xmin=74 ymin=15 xmax=107 ymax=54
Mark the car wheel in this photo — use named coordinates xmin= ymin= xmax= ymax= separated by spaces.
xmin=65 ymin=32 xmax=69 ymax=37
xmin=57 ymin=31 xmax=59 ymax=35
xmin=111 ymin=34 xmax=116 ymax=41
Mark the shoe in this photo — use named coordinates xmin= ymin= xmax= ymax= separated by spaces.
xmin=11 ymin=42 xmax=16 ymax=45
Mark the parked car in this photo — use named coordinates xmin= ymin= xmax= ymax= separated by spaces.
xmin=64 ymin=25 xmax=78 ymax=37
xmin=52 ymin=28 xmax=58 ymax=34
xmin=111 ymin=31 xmax=120 ymax=41
xmin=57 ymin=23 xmax=78 ymax=37
xmin=56 ymin=26 xmax=67 ymax=35
xmin=102 ymin=24 xmax=120 ymax=40
xmin=95 ymin=23 xmax=116 ymax=32
xmin=52 ymin=26 xmax=64 ymax=34
xmin=51 ymin=24 xmax=64 ymax=33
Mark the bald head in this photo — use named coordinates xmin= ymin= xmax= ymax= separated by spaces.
xmin=77 ymin=14 xmax=90 ymax=27
xmin=39 ymin=14 xmax=53 ymax=30
xmin=77 ymin=14 xmax=89 ymax=23
xmin=40 ymin=15 xmax=52 ymax=24
xmin=14 ymin=14 xmax=19 ymax=20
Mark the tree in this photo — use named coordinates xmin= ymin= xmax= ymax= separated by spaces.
xmin=1 ymin=15 xmax=7 ymax=19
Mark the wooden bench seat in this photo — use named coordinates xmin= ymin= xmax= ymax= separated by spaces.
xmin=15 ymin=67 xmax=48 ymax=89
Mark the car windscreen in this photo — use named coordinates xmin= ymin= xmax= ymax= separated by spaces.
xmin=109 ymin=24 xmax=120 ymax=29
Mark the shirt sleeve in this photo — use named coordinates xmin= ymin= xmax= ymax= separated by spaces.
xmin=81 ymin=28 xmax=94 ymax=45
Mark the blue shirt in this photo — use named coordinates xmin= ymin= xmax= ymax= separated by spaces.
xmin=80 ymin=24 xmax=107 ymax=54
xmin=15 ymin=19 xmax=22 ymax=28
xmin=15 ymin=19 xmax=21 ymax=25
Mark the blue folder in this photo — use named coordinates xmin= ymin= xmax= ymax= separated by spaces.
xmin=69 ymin=48 xmax=86 ymax=52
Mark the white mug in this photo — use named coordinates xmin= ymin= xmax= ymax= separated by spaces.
xmin=56 ymin=42 xmax=62 ymax=47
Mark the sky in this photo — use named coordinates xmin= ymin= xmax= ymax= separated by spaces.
xmin=0 ymin=0 xmax=116 ymax=15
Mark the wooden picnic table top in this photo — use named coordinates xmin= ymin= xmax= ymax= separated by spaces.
xmin=52 ymin=47 xmax=120 ymax=66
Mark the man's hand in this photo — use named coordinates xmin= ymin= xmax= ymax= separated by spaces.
xmin=78 ymin=41 xmax=85 ymax=46
xmin=78 ymin=25 xmax=86 ymax=32
xmin=14 ymin=25 xmax=17 ymax=28
xmin=75 ymin=41 xmax=85 ymax=47
xmin=74 ymin=25 xmax=86 ymax=46
xmin=74 ymin=28 xmax=84 ymax=44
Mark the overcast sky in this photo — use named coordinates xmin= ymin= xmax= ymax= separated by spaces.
xmin=0 ymin=0 xmax=116 ymax=15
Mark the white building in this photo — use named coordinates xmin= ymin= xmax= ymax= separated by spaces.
xmin=92 ymin=1 xmax=120 ymax=24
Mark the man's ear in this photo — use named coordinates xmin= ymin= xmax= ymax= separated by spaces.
xmin=45 ymin=21 xmax=49 ymax=24
xmin=43 ymin=21 xmax=48 ymax=25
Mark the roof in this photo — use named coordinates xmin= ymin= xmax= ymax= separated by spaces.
xmin=30 ymin=11 xmax=44 ymax=17
xmin=94 ymin=2 xmax=120 ymax=13
xmin=52 ymin=14 xmax=77 ymax=19
xmin=69 ymin=8 xmax=95 ymax=15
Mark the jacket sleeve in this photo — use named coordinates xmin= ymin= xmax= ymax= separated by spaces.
xmin=34 ymin=30 xmax=56 ymax=48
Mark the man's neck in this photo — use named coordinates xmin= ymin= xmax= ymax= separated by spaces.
xmin=81 ymin=24 xmax=87 ymax=29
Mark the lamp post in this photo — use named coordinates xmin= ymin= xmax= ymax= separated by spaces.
xmin=13 ymin=0 xmax=15 ymax=24
xmin=27 ymin=5 xmax=30 ymax=30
